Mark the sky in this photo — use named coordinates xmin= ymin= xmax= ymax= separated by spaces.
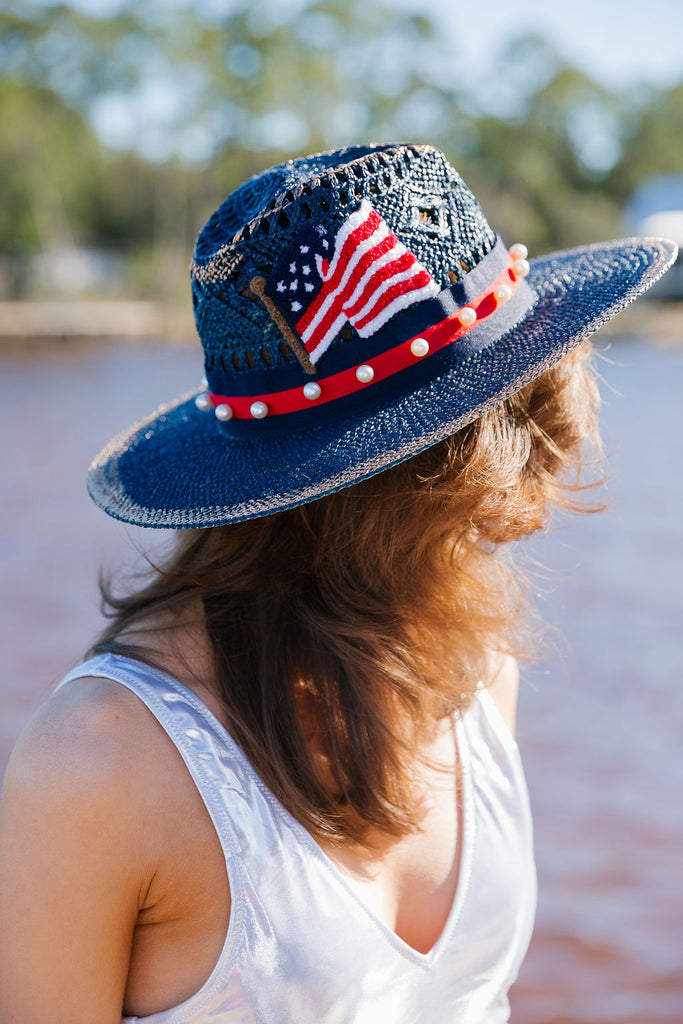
xmin=419 ymin=0 xmax=683 ymax=93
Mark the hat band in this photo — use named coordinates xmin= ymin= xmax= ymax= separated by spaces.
xmin=203 ymin=241 xmax=536 ymax=435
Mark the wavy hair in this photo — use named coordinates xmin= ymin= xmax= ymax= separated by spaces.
xmin=92 ymin=340 xmax=602 ymax=845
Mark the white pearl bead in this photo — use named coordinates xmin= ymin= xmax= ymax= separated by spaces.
xmin=458 ymin=306 xmax=477 ymax=326
xmin=195 ymin=392 xmax=213 ymax=412
xmin=250 ymin=401 xmax=268 ymax=419
xmin=215 ymin=403 xmax=233 ymax=421
xmin=303 ymin=382 xmax=321 ymax=400
xmin=199 ymin=376 xmax=209 ymax=390
xmin=495 ymin=284 xmax=512 ymax=303
xmin=410 ymin=337 xmax=429 ymax=358
xmin=356 ymin=364 xmax=374 ymax=384
xmin=509 ymin=242 xmax=528 ymax=260
xmin=512 ymin=258 xmax=530 ymax=278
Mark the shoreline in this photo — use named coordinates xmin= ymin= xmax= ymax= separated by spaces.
xmin=1 ymin=298 xmax=681 ymax=348
xmin=0 ymin=300 xmax=197 ymax=348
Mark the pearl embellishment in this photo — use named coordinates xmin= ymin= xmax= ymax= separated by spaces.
xmin=356 ymin=364 xmax=374 ymax=383
xmin=410 ymin=337 xmax=429 ymax=358
xmin=303 ymin=382 xmax=321 ymax=400
xmin=509 ymin=242 xmax=528 ymax=260
xmin=199 ymin=376 xmax=209 ymax=390
xmin=512 ymin=258 xmax=530 ymax=278
xmin=215 ymin=403 xmax=233 ymax=421
xmin=458 ymin=306 xmax=477 ymax=326
xmin=495 ymin=284 xmax=512 ymax=304
xmin=195 ymin=392 xmax=213 ymax=412
xmin=250 ymin=401 xmax=268 ymax=419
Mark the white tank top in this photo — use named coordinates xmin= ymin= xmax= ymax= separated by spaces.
xmin=60 ymin=653 xmax=536 ymax=1024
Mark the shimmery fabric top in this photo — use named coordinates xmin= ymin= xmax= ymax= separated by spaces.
xmin=59 ymin=654 xmax=537 ymax=1024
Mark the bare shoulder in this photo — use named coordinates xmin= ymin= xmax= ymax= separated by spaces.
xmin=0 ymin=677 xmax=176 ymax=1021
xmin=483 ymin=651 xmax=520 ymax=738
xmin=7 ymin=676 xmax=155 ymax=781
xmin=2 ymin=675 xmax=180 ymax=834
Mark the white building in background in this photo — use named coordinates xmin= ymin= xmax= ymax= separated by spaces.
xmin=32 ymin=244 xmax=126 ymax=297
xmin=625 ymin=177 xmax=683 ymax=300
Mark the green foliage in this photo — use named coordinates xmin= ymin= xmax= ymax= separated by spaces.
xmin=609 ymin=83 xmax=683 ymax=202
xmin=0 ymin=78 xmax=98 ymax=249
xmin=0 ymin=0 xmax=681 ymax=298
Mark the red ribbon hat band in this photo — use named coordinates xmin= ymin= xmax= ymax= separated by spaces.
xmin=194 ymin=201 xmax=534 ymax=433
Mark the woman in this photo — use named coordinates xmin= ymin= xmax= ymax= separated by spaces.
xmin=0 ymin=144 xmax=676 ymax=1024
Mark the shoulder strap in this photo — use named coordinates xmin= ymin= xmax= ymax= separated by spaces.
xmin=472 ymin=687 xmax=519 ymax=754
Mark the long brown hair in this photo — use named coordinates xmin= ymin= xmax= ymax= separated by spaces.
xmin=92 ymin=340 xmax=602 ymax=845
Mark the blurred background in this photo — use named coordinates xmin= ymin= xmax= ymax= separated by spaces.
xmin=1 ymin=0 xmax=682 ymax=1021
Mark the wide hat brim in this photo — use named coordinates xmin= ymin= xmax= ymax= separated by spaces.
xmin=88 ymin=237 xmax=676 ymax=528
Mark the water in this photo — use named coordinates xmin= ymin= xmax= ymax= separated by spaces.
xmin=1 ymin=337 xmax=682 ymax=1022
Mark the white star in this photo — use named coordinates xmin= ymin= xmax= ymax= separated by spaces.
xmin=291 ymin=300 xmax=302 ymax=312
xmin=276 ymin=281 xmax=286 ymax=292
xmin=289 ymin=262 xmax=297 ymax=273
xmin=300 ymin=244 xmax=310 ymax=253
xmin=289 ymin=279 xmax=298 ymax=290
xmin=304 ymin=282 xmax=314 ymax=292
xmin=302 ymin=265 xmax=310 ymax=275
xmin=322 ymin=239 xmax=329 ymax=249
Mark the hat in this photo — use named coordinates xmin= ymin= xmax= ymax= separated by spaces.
xmin=88 ymin=143 xmax=677 ymax=528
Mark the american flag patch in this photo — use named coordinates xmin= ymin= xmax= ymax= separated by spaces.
xmin=265 ymin=200 xmax=440 ymax=364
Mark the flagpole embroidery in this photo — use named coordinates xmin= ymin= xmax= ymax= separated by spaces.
xmin=250 ymin=277 xmax=317 ymax=375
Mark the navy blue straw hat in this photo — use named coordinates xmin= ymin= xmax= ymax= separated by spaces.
xmin=88 ymin=143 xmax=677 ymax=527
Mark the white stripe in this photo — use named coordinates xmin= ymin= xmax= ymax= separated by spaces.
xmin=307 ymin=312 xmax=349 ymax=364
xmin=300 ymin=220 xmax=390 ymax=343
xmin=353 ymin=279 xmax=441 ymax=338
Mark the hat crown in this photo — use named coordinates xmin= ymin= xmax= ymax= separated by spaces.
xmin=196 ymin=144 xmax=385 ymax=255
xmin=191 ymin=144 xmax=496 ymax=375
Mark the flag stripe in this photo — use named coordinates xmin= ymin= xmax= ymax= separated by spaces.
xmin=306 ymin=259 xmax=436 ymax=362
xmin=297 ymin=216 xmax=388 ymax=341
xmin=297 ymin=205 xmax=382 ymax=334
xmin=353 ymin=275 xmax=439 ymax=337
xmin=306 ymin=311 xmax=349 ymax=364
xmin=342 ymin=241 xmax=410 ymax=314
xmin=301 ymin=233 xmax=403 ymax=352
xmin=345 ymin=252 xmax=418 ymax=320
xmin=322 ymin=200 xmax=377 ymax=286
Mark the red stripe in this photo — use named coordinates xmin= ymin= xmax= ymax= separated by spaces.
xmin=296 ymin=208 xmax=382 ymax=336
xmin=210 ymin=257 xmax=521 ymax=419
xmin=338 ymin=236 xmax=404 ymax=319
xmin=353 ymin=269 xmax=433 ymax=332
xmin=301 ymin=233 xmax=404 ymax=353
xmin=345 ymin=251 xmax=417 ymax=320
